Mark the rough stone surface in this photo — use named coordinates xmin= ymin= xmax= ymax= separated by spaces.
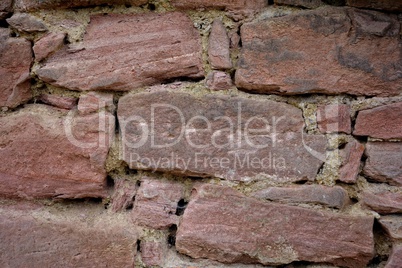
xmin=38 ymin=94 xmax=78 ymax=110
xmin=251 ymin=185 xmax=350 ymax=209
xmin=171 ymin=0 xmax=267 ymax=15
xmin=110 ymin=178 xmax=138 ymax=212
xmin=37 ymin=12 xmax=204 ymax=91
xmin=339 ymin=139 xmax=365 ymax=183
xmin=33 ymin=32 xmax=65 ymax=62
xmin=141 ymin=240 xmax=167 ymax=267
xmin=0 ymin=28 xmax=32 ymax=108
xmin=208 ymin=19 xmax=232 ymax=70
xmin=6 ymin=13 xmax=48 ymax=32
xmin=354 ymin=102 xmax=402 ymax=139
xmin=0 ymin=12 xmax=9 ymax=20
xmin=235 ymin=7 xmax=402 ymax=96
xmin=0 ymin=104 xmax=114 ymax=199
xmin=362 ymin=192 xmax=402 ymax=214
xmin=275 ymin=0 xmax=325 ymax=9
xmin=379 ymin=216 xmax=402 ymax=240
xmin=0 ymin=203 xmax=137 ymax=267
xmin=205 ymin=71 xmax=233 ymax=91
xmin=0 ymin=0 xmax=13 ymax=12
xmin=363 ymin=142 xmax=402 ymax=186
xmin=347 ymin=0 xmax=402 ymax=12
xmin=131 ymin=178 xmax=185 ymax=229
xmin=118 ymin=91 xmax=326 ymax=182
xmin=176 ymin=184 xmax=374 ymax=267
xmin=385 ymin=244 xmax=402 ymax=268
xmin=78 ymin=92 xmax=115 ymax=115
xmin=15 ymin=0 xmax=148 ymax=11
xmin=317 ymin=104 xmax=351 ymax=134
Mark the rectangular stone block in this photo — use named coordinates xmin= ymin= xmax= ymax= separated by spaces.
xmin=235 ymin=7 xmax=402 ymax=96
xmin=37 ymin=12 xmax=204 ymax=91
xmin=15 ymin=0 xmax=148 ymax=11
xmin=176 ymin=184 xmax=374 ymax=267
xmin=118 ymin=90 xmax=326 ymax=182
xmin=0 ymin=104 xmax=114 ymax=199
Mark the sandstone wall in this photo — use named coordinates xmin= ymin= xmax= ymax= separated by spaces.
xmin=0 ymin=0 xmax=401 ymax=267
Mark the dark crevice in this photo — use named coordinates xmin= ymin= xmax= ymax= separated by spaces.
xmin=322 ymin=0 xmax=346 ymax=6
xmin=136 ymin=240 xmax=141 ymax=252
xmin=136 ymin=180 xmax=141 ymax=187
xmin=0 ymin=20 xmax=8 ymax=28
xmin=316 ymin=162 xmax=325 ymax=175
xmin=168 ymin=224 xmax=177 ymax=247
xmin=354 ymin=135 xmax=368 ymax=143
xmin=369 ymin=219 xmax=392 ymax=266
xmin=148 ymin=3 xmax=156 ymax=11
xmin=175 ymin=199 xmax=188 ymax=216
xmin=294 ymin=179 xmax=308 ymax=185
xmin=106 ymin=176 xmax=115 ymax=188
xmin=267 ymin=0 xmax=274 ymax=5
xmin=125 ymin=167 xmax=137 ymax=176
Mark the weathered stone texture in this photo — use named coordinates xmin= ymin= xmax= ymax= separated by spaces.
xmin=0 ymin=0 xmax=12 ymax=12
xmin=141 ymin=240 xmax=167 ymax=267
xmin=363 ymin=142 xmax=402 ymax=186
xmin=208 ymin=19 xmax=232 ymax=70
xmin=118 ymin=91 xmax=326 ymax=182
xmin=205 ymin=71 xmax=233 ymax=91
xmin=110 ymin=178 xmax=138 ymax=212
xmin=131 ymin=178 xmax=185 ymax=229
xmin=354 ymin=102 xmax=402 ymax=140
xmin=362 ymin=192 xmax=402 ymax=214
xmin=176 ymin=184 xmax=374 ymax=267
xmin=235 ymin=7 xmax=402 ymax=96
xmin=38 ymin=94 xmax=78 ymax=110
xmin=6 ymin=13 xmax=48 ymax=32
xmin=15 ymin=0 xmax=148 ymax=11
xmin=347 ymin=0 xmax=402 ymax=12
xmin=0 ymin=28 xmax=32 ymax=108
xmin=33 ymin=32 xmax=65 ymax=62
xmin=78 ymin=92 xmax=115 ymax=115
xmin=339 ymin=139 xmax=365 ymax=183
xmin=171 ymin=0 xmax=267 ymax=14
xmin=37 ymin=12 xmax=204 ymax=91
xmin=317 ymin=104 xmax=351 ymax=134
xmin=379 ymin=216 xmax=402 ymax=240
xmin=251 ymin=185 xmax=350 ymax=209
xmin=385 ymin=244 xmax=402 ymax=268
xmin=0 ymin=104 xmax=114 ymax=199
xmin=0 ymin=205 xmax=137 ymax=267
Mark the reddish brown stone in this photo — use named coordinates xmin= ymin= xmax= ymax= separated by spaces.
xmin=317 ymin=104 xmax=351 ymax=134
xmin=0 ymin=204 xmax=137 ymax=267
xmin=0 ymin=104 xmax=114 ymax=199
xmin=339 ymin=139 xmax=365 ymax=183
xmin=110 ymin=178 xmax=138 ymax=212
xmin=15 ymin=0 xmax=148 ymax=11
xmin=347 ymin=0 xmax=402 ymax=12
xmin=251 ymin=185 xmax=350 ymax=209
xmin=235 ymin=7 xmax=402 ymax=96
xmin=385 ymin=244 xmax=402 ymax=268
xmin=354 ymin=102 xmax=402 ymax=139
xmin=6 ymin=13 xmax=48 ymax=32
xmin=38 ymin=94 xmax=77 ymax=110
xmin=118 ymin=91 xmax=326 ymax=182
xmin=171 ymin=0 xmax=267 ymax=16
xmin=362 ymin=192 xmax=402 ymax=214
xmin=176 ymin=184 xmax=374 ymax=267
xmin=141 ymin=240 xmax=167 ymax=267
xmin=0 ymin=29 xmax=32 ymax=108
xmin=37 ymin=12 xmax=203 ymax=91
xmin=131 ymin=178 xmax=185 ymax=229
xmin=208 ymin=19 xmax=232 ymax=70
xmin=379 ymin=216 xmax=402 ymax=240
xmin=33 ymin=32 xmax=65 ymax=62
xmin=363 ymin=142 xmax=402 ymax=186
xmin=205 ymin=71 xmax=232 ymax=91
xmin=78 ymin=92 xmax=115 ymax=115
xmin=275 ymin=0 xmax=325 ymax=8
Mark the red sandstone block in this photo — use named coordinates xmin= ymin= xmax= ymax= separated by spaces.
xmin=317 ymin=104 xmax=351 ymax=134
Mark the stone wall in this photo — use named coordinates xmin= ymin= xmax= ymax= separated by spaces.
xmin=0 ymin=0 xmax=401 ymax=267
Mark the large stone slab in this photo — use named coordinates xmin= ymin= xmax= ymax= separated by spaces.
xmin=362 ymin=192 xmax=402 ymax=214
xmin=0 ymin=103 xmax=114 ymax=199
xmin=15 ymin=0 xmax=148 ymax=11
xmin=118 ymin=91 xmax=326 ymax=182
xmin=0 ymin=203 xmax=137 ymax=267
xmin=354 ymin=102 xmax=402 ymax=139
xmin=37 ymin=12 xmax=204 ymax=91
xmin=171 ymin=0 xmax=267 ymax=15
xmin=235 ymin=7 xmax=402 ymax=96
xmin=0 ymin=28 xmax=32 ymax=108
xmin=176 ymin=184 xmax=374 ymax=267
xmin=363 ymin=142 xmax=402 ymax=186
